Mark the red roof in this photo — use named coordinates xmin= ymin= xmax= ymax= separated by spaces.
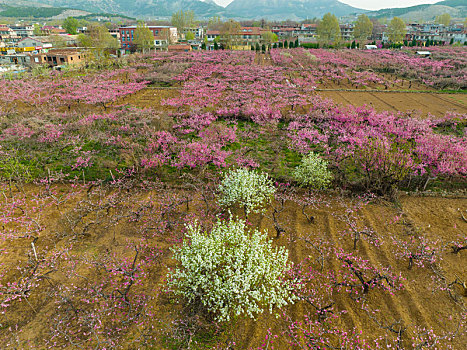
xmin=272 ymin=28 xmax=295 ymax=32
xmin=240 ymin=27 xmax=262 ymax=35
xmin=168 ymin=44 xmax=191 ymax=51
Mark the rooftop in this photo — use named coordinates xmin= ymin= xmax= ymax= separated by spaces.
xmin=120 ymin=25 xmax=174 ymax=29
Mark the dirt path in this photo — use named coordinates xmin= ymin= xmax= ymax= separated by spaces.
xmin=254 ymin=52 xmax=274 ymax=66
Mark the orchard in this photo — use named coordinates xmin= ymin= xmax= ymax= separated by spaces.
xmin=0 ymin=47 xmax=465 ymax=349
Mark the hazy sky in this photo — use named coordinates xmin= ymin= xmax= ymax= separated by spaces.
xmin=213 ymin=0 xmax=440 ymax=11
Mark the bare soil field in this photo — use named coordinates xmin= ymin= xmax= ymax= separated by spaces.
xmin=120 ymin=87 xmax=466 ymax=119
xmin=1 ymin=185 xmax=465 ymax=348
xmin=228 ymin=194 xmax=467 ymax=349
xmin=116 ymin=79 xmax=465 ymax=119
xmin=315 ymin=75 xmax=433 ymax=91
xmin=317 ymin=90 xmax=467 ymax=117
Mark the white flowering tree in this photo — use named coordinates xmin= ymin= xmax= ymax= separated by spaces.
xmin=218 ymin=168 xmax=276 ymax=215
xmin=293 ymin=152 xmax=332 ymax=189
xmin=166 ymin=218 xmax=295 ymax=322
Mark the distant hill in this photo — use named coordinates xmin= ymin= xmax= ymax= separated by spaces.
xmin=0 ymin=4 xmax=65 ymax=17
xmin=366 ymin=0 xmax=467 ymax=20
xmin=226 ymin=0 xmax=364 ymax=20
xmin=0 ymin=0 xmax=227 ymax=18
xmin=1 ymin=0 xmax=464 ymax=21
xmin=0 ymin=0 xmax=363 ymax=19
xmin=0 ymin=0 xmax=140 ymax=20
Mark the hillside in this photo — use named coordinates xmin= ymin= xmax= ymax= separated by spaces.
xmin=1 ymin=0 xmax=466 ymax=20
xmin=1 ymin=0 xmax=363 ymax=19
xmin=226 ymin=0 xmax=364 ymax=20
xmin=0 ymin=0 xmax=227 ymax=18
xmin=399 ymin=4 xmax=464 ymax=22
xmin=367 ymin=0 xmax=467 ymax=19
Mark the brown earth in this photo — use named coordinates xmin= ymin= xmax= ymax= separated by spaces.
xmin=316 ymin=76 xmax=433 ymax=91
xmin=317 ymin=91 xmax=467 ymax=117
xmin=120 ymin=87 xmax=466 ymax=119
xmin=0 ymin=184 xmax=465 ymax=349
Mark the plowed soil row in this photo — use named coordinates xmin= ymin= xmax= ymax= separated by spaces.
xmin=318 ymin=90 xmax=467 ymax=117
xmin=234 ymin=194 xmax=467 ymax=349
xmin=1 ymin=185 xmax=465 ymax=348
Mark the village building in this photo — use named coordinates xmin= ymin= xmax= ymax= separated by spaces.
xmin=30 ymin=49 xmax=87 ymax=67
xmin=206 ymin=30 xmax=220 ymax=42
xmin=8 ymin=25 xmax=34 ymax=38
xmin=168 ymin=44 xmax=192 ymax=52
xmin=17 ymin=35 xmax=79 ymax=49
xmin=119 ymin=25 xmax=178 ymax=50
xmin=41 ymin=26 xmax=67 ymax=35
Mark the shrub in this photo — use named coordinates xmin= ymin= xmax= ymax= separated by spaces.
xmin=346 ymin=138 xmax=417 ymax=195
xmin=293 ymin=152 xmax=332 ymax=189
xmin=166 ymin=218 xmax=295 ymax=322
xmin=218 ymin=168 xmax=275 ymax=215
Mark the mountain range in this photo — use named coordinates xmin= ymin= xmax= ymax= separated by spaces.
xmin=365 ymin=1 xmax=466 ymax=19
xmin=0 ymin=0 xmax=465 ymax=20
xmin=225 ymin=0 xmax=362 ymax=20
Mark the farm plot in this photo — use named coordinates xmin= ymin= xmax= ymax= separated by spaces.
xmin=0 ymin=183 xmax=465 ymax=349
xmin=0 ymin=48 xmax=465 ymax=349
xmin=318 ymin=91 xmax=467 ymax=117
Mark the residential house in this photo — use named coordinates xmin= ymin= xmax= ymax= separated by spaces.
xmin=237 ymin=27 xmax=263 ymax=46
xmin=0 ymin=26 xmax=22 ymax=45
xmin=18 ymin=36 xmax=54 ymax=49
xmin=17 ymin=35 xmax=78 ymax=49
xmin=182 ymin=27 xmax=204 ymax=40
xmin=340 ymin=24 xmax=354 ymax=42
xmin=206 ymin=30 xmax=220 ymax=42
xmin=300 ymin=24 xmax=318 ymax=36
xmin=271 ymin=26 xmax=298 ymax=40
xmin=8 ymin=25 xmax=34 ymax=38
xmin=119 ymin=25 xmax=178 ymax=50
xmin=109 ymin=29 xmax=121 ymax=41
xmin=297 ymin=24 xmax=318 ymax=44
xmin=30 ymin=49 xmax=86 ymax=67
xmin=42 ymin=26 xmax=67 ymax=35
xmin=0 ymin=53 xmax=29 ymax=65
xmin=405 ymin=23 xmax=466 ymax=44
xmin=168 ymin=44 xmax=192 ymax=52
